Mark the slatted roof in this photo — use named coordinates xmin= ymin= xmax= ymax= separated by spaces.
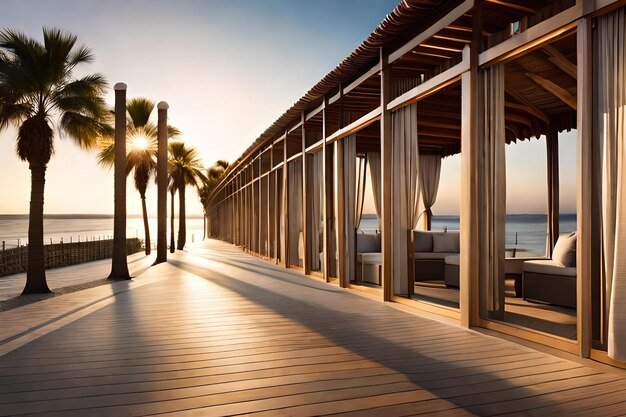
xmin=216 ymin=0 xmax=579 ymax=189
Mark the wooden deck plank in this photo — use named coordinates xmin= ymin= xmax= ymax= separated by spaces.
xmin=1 ymin=240 xmax=625 ymax=417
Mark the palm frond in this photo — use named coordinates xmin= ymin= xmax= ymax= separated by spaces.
xmin=126 ymin=97 xmax=154 ymax=129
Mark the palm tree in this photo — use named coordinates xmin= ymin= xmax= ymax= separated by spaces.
xmin=198 ymin=160 xmax=229 ymax=239
xmin=168 ymin=142 xmax=207 ymax=250
xmin=98 ymin=98 xmax=180 ymax=255
xmin=0 ymin=28 xmax=109 ymax=294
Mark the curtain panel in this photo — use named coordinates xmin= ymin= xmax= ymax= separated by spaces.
xmin=287 ymin=159 xmax=303 ymax=267
xmin=309 ymin=152 xmax=323 ymax=271
xmin=478 ymin=64 xmax=506 ymax=319
xmin=597 ymin=7 xmax=626 ymax=361
xmin=419 ymin=154 xmax=442 ymax=230
xmin=391 ymin=102 xmax=420 ymax=295
xmin=367 ymin=152 xmax=382 ymax=219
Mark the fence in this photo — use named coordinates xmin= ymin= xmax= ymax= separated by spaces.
xmin=0 ymin=238 xmax=143 ymax=277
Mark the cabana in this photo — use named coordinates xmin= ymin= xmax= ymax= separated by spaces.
xmin=208 ymin=0 xmax=626 ymax=369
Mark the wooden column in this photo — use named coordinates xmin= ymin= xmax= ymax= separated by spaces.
xmin=380 ymin=49 xmax=393 ymax=302
xmin=301 ymin=112 xmax=310 ymax=274
xmin=577 ymin=16 xmax=593 ymax=358
xmin=281 ymin=132 xmax=289 ymax=267
xmin=258 ymin=156 xmax=262 ymax=255
xmin=268 ymin=145 xmax=274 ymax=260
xmin=460 ymin=24 xmax=480 ymax=326
xmin=546 ymin=126 xmax=560 ymax=256
xmin=322 ymin=98 xmax=331 ymax=281
xmin=155 ymin=101 xmax=168 ymax=264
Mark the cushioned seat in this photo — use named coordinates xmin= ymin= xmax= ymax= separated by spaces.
xmin=356 ymin=233 xmax=382 ymax=285
xmin=358 ymin=253 xmax=382 ymax=264
xmin=522 ymin=232 xmax=577 ymax=308
xmin=413 ymin=230 xmax=460 ymax=282
xmin=444 ymin=254 xmax=460 ymax=287
xmin=414 ymin=252 xmax=456 ymax=260
xmin=523 ymin=260 xmax=576 ymax=277
xmin=445 ymin=254 xmax=460 ymax=266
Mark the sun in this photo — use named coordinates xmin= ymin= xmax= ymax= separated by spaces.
xmin=130 ymin=135 xmax=149 ymax=151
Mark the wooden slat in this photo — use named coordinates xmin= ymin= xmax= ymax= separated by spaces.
xmin=2 ymin=244 xmax=626 ymax=417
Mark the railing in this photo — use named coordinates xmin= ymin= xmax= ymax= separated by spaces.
xmin=0 ymin=238 xmax=142 ymax=278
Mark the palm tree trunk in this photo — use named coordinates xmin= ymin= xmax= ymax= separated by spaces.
xmin=203 ymin=214 xmax=206 ymax=240
xmin=141 ymin=193 xmax=151 ymax=255
xmin=22 ymin=163 xmax=51 ymax=294
xmin=176 ymin=184 xmax=187 ymax=250
xmin=109 ymin=84 xmax=131 ymax=280
xmin=170 ymin=189 xmax=176 ymax=253
xmin=177 ymin=185 xmax=186 ymax=250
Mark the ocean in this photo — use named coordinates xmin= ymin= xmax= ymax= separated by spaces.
xmin=0 ymin=213 xmax=576 ymax=257
xmin=359 ymin=213 xmax=577 ymax=257
xmin=0 ymin=215 xmax=206 ymax=249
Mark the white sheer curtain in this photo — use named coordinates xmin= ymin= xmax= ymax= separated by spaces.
xmin=288 ymin=159 xmax=303 ymax=267
xmin=392 ymin=103 xmax=420 ymax=295
xmin=479 ymin=64 xmax=506 ymax=319
xmin=367 ymin=152 xmax=382 ymax=219
xmin=355 ymin=155 xmax=367 ymax=229
xmin=597 ymin=7 xmax=626 ymax=361
xmin=343 ymin=134 xmax=357 ymax=281
xmin=420 ymin=154 xmax=442 ymax=230
xmin=309 ymin=152 xmax=323 ymax=271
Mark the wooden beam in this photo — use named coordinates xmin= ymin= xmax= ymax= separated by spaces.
xmin=388 ymin=49 xmax=469 ymax=111
xmin=504 ymin=98 xmax=549 ymax=123
xmin=525 ymin=72 xmax=577 ymax=109
xmin=486 ymin=0 xmax=536 ymax=14
xmin=389 ymin=0 xmax=473 ymax=64
xmin=543 ymin=44 xmax=577 ymax=78
xmin=479 ymin=3 xmax=581 ymax=66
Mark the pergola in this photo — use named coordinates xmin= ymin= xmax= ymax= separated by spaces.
xmin=207 ymin=0 xmax=626 ymax=368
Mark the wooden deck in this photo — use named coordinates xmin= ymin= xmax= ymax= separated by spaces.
xmin=1 ymin=240 xmax=625 ymax=416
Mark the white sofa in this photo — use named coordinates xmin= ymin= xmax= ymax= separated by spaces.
xmin=413 ymin=230 xmax=460 ymax=284
xmin=523 ymin=232 xmax=577 ymax=308
xmin=356 ymin=233 xmax=382 ymax=285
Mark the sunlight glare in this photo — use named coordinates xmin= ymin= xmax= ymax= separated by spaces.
xmin=131 ymin=135 xmax=149 ymax=151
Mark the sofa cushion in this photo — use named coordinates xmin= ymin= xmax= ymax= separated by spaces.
xmin=552 ymin=232 xmax=577 ymax=267
xmin=356 ymin=233 xmax=380 ymax=253
xmin=414 ymin=252 xmax=455 ymax=260
xmin=445 ymin=254 xmax=460 ymax=266
xmin=433 ymin=233 xmax=459 ymax=253
xmin=413 ymin=231 xmax=433 ymax=252
xmin=523 ymin=259 xmax=576 ymax=277
xmin=358 ymin=252 xmax=382 ymax=264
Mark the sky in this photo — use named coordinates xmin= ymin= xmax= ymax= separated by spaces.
xmin=0 ymin=0 xmax=577 ymax=217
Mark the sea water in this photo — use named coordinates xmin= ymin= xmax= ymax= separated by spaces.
xmin=0 ymin=215 xmax=206 ymax=249
xmin=0 ymin=213 xmax=576 ymax=257
xmin=359 ymin=213 xmax=577 ymax=257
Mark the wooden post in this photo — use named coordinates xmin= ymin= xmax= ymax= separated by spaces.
xmin=322 ymin=97 xmax=331 ymax=281
xmin=268 ymin=145 xmax=273 ymax=259
xmin=577 ymin=16 xmax=593 ymax=359
xmin=302 ymin=112 xmax=310 ymax=273
xmin=380 ymin=48 xmax=393 ymax=302
xmin=155 ymin=101 xmax=168 ymax=264
xmin=460 ymin=31 xmax=480 ymax=326
xmin=282 ymin=132 xmax=289 ymax=267
xmin=546 ymin=125 xmax=560 ymax=256
xmin=109 ymin=82 xmax=131 ymax=280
